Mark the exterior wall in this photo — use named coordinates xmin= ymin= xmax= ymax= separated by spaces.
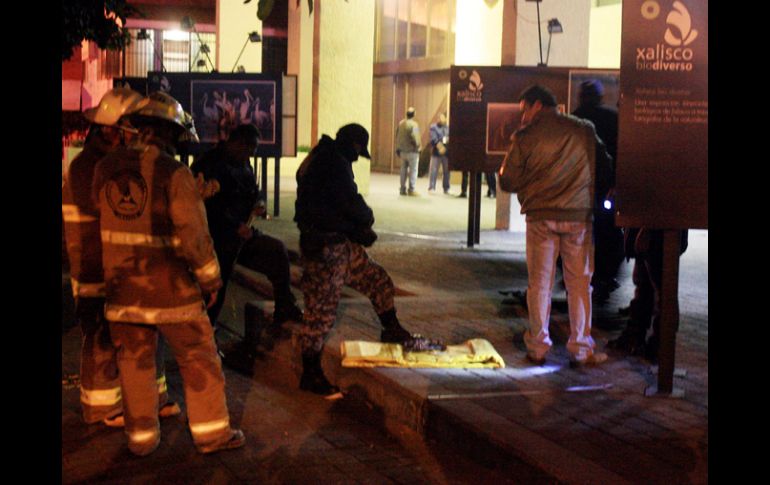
xmin=216 ymin=0 xmax=262 ymax=73
xmin=62 ymin=41 xmax=113 ymax=111
xmin=454 ymin=0 xmax=504 ymax=66
xmin=515 ymin=0 xmax=591 ymax=67
xmin=316 ymin=1 xmax=377 ymax=193
xmin=292 ymin=0 xmax=314 ymax=149
xmin=588 ymin=3 xmax=622 ymax=68
xmin=317 ymin=1 xmax=375 ymax=140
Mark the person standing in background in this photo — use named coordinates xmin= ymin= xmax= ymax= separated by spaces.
xmin=427 ymin=113 xmax=450 ymax=194
xmin=395 ymin=107 xmax=421 ymax=196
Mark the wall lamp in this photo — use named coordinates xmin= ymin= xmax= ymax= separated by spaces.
xmin=543 ymin=18 xmax=563 ymax=66
xmin=231 ymin=31 xmax=262 ymax=73
xmin=181 ymin=15 xmax=215 ymax=72
xmin=526 ymin=0 xmax=563 ymax=67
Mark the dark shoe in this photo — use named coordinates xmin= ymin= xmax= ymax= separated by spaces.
xmin=378 ymin=309 xmax=445 ymax=351
xmin=196 ymin=429 xmax=246 ymax=454
xmin=380 ymin=326 xmax=413 ymax=343
xmin=300 ymin=352 xmax=342 ymax=398
xmin=273 ymin=303 xmax=303 ymax=325
xmin=378 ymin=308 xmax=411 ymax=343
xmin=457 ymin=193 xmax=467 ymax=198
xmin=399 ymin=188 xmax=407 ymax=196
xmin=443 ymin=189 xmax=450 ymax=194
xmin=607 ymin=330 xmax=646 ymax=355
xmin=299 ymin=370 xmax=341 ymax=397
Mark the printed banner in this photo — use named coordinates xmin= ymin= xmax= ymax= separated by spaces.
xmin=448 ymin=66 xmax=617 ymax=173
xmin=616 ymin=0 xmax=708 ymax=228
xmin=146 ymin=72 xmax=283 ymax=157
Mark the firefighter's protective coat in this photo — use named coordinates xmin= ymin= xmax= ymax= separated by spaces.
xmin=93 ymin=143 xmax=222 ymax=324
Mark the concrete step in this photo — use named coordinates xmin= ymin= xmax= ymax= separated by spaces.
xmin=217 ymin=273 xmax=624 ymax=482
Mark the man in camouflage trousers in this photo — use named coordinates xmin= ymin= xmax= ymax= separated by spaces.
xmin=294 ymin=123 xmax=441 ymax=397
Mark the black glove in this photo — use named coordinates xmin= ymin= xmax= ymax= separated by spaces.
xmin=300 ymin=231 xmax=325 ymax=260
xmin=349 ymin=226 xmax=378 ymax=247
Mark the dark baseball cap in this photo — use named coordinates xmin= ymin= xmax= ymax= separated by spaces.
xmin=336 ymin=123 xmax=371 ymax=159
xmin=579 ymin=79 xmax=604 ymax=97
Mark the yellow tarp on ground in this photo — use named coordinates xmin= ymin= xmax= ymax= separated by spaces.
xmin=340 ymin=338 xmax=505 ymax=369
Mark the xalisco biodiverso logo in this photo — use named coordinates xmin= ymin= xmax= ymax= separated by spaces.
xmin=636 ymin=1 xmax=700 ymax=72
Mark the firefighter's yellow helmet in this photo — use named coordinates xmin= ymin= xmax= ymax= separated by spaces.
xmin=83 ymin=87 xmax=145 ymax=126
xmin=131 ymin=91 xmax=187 ymax=129
xmin=179 ymin=111 xmax=200 ymax=144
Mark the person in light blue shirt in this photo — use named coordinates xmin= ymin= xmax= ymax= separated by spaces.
xmin=427 ymin=113 xmax=450 ymax=194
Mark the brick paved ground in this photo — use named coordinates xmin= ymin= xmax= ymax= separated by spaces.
xmin=62 ymin=173 xmax=707 ymax=484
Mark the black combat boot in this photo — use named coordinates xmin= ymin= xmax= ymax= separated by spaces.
xmin=379 ymin=309 xmax=446 ymax=352
xmin=269 ymin=297 xmax=303 ymax=339
xmin=378 ymin=308 xmax=412 ymax=343
xmin=299 ymin=351 xmax=340 ymax=397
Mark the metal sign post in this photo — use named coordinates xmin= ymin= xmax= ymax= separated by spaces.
xmin=617 ymin=0 xmax=708 ymax=398
xmin=466 ymin=172 xmax=482 ymax=247
xmin=644 ymin=229 xmax=685 ymax=398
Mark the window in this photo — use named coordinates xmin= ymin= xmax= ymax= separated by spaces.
xmin=376 ymin=0 xmax=452 ymax=63
xmin=124 ymin=28 xmax=156 ymax=77
xmin=409 ymin=0 xmax=428 ymax=58
xmin=191 ymin=32 xmax=216 ymax=72
xmin=396 ymin=0 xmax=409 ymax=60
xmin=377 ymin=0 xmax=397 ymax=62
xmin=121 ymin=28 xmax=217 ymax=76
xmin=162 ymin=30 xmax=190 ymax=72
xmin=428 ymin=0 xmax=449 ymax=57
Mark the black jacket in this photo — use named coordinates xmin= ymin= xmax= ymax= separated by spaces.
xmin=572 ymin=103 xmax=618 ymax=163
xmin=294 ymin=135 xmax=373 ymax=236
xmin=191 ymin=142 xmax=258 ymax=242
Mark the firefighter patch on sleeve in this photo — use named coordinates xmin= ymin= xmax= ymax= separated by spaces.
xmin=106 ymin=169 xmax=148 ymax=220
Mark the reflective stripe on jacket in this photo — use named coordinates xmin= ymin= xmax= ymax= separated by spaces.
xmin=62 ymin=142 xmax=109 ymax=297
xmin=93 ymin=143 xmax=222 ymax=324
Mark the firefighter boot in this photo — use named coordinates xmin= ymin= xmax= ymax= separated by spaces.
xmin=299 ymin=351 xmax=341 ymax=397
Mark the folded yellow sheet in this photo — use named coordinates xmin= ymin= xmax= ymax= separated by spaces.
xmin=340 ymin=338 xmax=505 ymax=368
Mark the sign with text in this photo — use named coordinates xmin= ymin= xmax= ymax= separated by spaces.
xmin=616 ymin=0 xmax=708 ymax=229
xmin=449 ymin=66 xmax=617 ymax=173
xmin=146 ymin=72 xmax=283 ymax=157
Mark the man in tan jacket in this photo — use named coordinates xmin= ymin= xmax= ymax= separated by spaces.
xmin=499 ymin=85 xmax=612 ymax=368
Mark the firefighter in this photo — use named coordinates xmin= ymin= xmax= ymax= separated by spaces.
xmin=62 ymin=87 xmax=180 ymax=427
xmin=92 ymin=91 xmax=244 ymax=456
